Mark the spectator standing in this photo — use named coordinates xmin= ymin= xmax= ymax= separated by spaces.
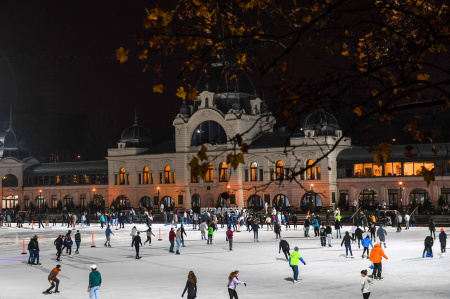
xmin=88 ymin=265 xmax=102 ymax=299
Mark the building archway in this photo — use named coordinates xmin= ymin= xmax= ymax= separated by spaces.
xmin=218 ymin=192 xmax=229 ymax=207
xmin=2 ymin=174 xmax=18 ymax=187
xmin=247 ymin=194 xmax=263 ymax=211
xmin=35 ymin=194 xmax=45 ymax=209
xmin=409 ymin=188 xmax=430 ymax=210
xmin=191 ymin=194 xmax=201 ymax=213
xmin=301 ymin=192 xmax=322 ymax=211
xmin=116 ymin=195 xmax=130 ymax=209
xmin=161 ymin=196 xmax=175 ymax=211
xmin=358 ymin=189 xmax=378 ymax=210
xmin=273 ymin=194 xmax=290 ymax=211
xmin=140 ymin=196 xmax=152 ymax=210
xmin=93 ymin=194 xmax=105 ymax=210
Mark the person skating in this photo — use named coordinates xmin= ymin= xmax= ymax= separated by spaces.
xmin=227 ymin=270 xmax=246 ymax=299
xmin=54 ymin=235 xmax=64 ymax=262
xmin=335 ymin=219 xmax=342 ymax=238
xmin=181 ymin=271 xmax=197 ymax=299
xmin=429 ymin=218 xmax=436 ymax=239
xmin=369 ymin=223 xmax=376 ymax=242
xmin=274 ymin=221 xmax=282 ymax=240
xmin=292 ymin=214 xmax=298 ymax=230
xmin=74 ymin=230 xmax=81 ymax=254
xmin=326 ymin=223 xmax=333 ymax=247
xmin=279 ymin=238 xmax=290 ymax=261
xmin=423 ymin=235 xmax=434 ymax=258
xmin=169 ymin=227 xmax=176 ymax=253
xmin=319 ymin=224 xmax=326 ymax=247
xmin=360 ymin=269 xmax=373 ymax=299
xmin=376 ymin=224 xmax=387 ymax=248
xmin=226 ymin=226 xmax=234 ymax=251
xmin=31 ymin=235 xmax=41 ymax=265
xmin=289 ymin=246 xmax=306 ymax=284
xmin=369 ymin=243 xmax=388 ymax=280
xmin=105 ymin=225 xmax=114 ymax=247
xmin=88 ymin=264 xmax=102 ymax=299
xmin=439 ymin=228 xmax=447 ymax=257
xmin=66 ymin=236 xmax=73 ymax=256
xmin=143 ymin=227 xmax=155 ymax=246
xmin=312 ymin=217 xmax=320 ymax=237
xmin=396 ymin=213 xmax=402 ymax=232
xmin=304 ymin=217 xmax=311 ymax=237
xmin=341 ymin=231 xmax=355 ymax=258
xmin=43 ymin=264 xmax=61 ymax=294
xmin=176 ymin=228 xmax=182 ymax=254
xmin=27 ymin=237 xmax=35 ymax=265
xmin=355 ymin=225 xmax=363 ymax=248
xmin=207 ymin=222 xmax=214 ymax=245
xmin=404 ymin=213 xmax=410 ymax=230
xmin=199 ymin=220 xmax=207 ymax=240
xmin=361 ymin=234 xmax=373 ymax=259
xmin=130 ymin=226 xmax=138 ymax=245
xmin=180 ymin=224 xmax=187 ymax=247
xmin=252 ymin=220 xmax=260 ymax=242
xmin=132 ymin=231 xmax=142 ymax=259
xmin=351 ymin=224 xmax=357 ymax=241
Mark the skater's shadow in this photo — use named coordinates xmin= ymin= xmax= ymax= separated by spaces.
xmin=276 ymin=258 xmax=288 ymax=262
xmin=284 ymin=277 xmax=294 ymax=282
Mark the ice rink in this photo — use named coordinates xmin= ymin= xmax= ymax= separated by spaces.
xmin=0 ymin=222 xmax=448 ymax=299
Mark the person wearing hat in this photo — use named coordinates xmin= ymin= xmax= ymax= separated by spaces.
xmin=361 ymin=234 xmax=373 ymax=259
xmin=439 ymin=228 xmax=447 ymax=258
xmin=88 ymin=264 xmax=102 ymax=299
xmin=44 ymin=264 xmax=61 ymax=294
xmin=376 ymin=224 xmax=387 ymax=248
xmin=289 ymin=246 xmax=306 ymax=284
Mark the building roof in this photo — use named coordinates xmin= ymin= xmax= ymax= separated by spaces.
xmin=250 ymin=132 xmax=293 ymax=149
xmin=337 ymin=143 xmax=450 ymax=163
xmin=24 ymin=160 xmax=108 ymax=176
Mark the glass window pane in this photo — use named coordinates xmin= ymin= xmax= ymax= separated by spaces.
xmin=403 ymin=162 xmax=413 ymax=176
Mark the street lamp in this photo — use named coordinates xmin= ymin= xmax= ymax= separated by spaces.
xmin=399 ymin=182 xmax=403 ymax=210
xmin=39 ymin=189 xmax=43 ymax=209
xmin=310 ymin=184 xmax=314 ymax=191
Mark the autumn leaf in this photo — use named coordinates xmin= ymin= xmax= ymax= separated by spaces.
xmin=240 ymin=142 xmax=249 ymax=153
xmin=115 ymin=47 xmax=129 ymax=64
xmin=176 ymin=86 xmax=187 ymax=100
xmin=352 ymin=107 xmax=362 ymax=116
xmin=197 ymin=145 xmax=208 ymax=161
xmin=281 ymin=61 xmax=289 ymax=74
xmin=229 ymin=153 xmax=245 ymax=170
xmin=341 ymin=50 xmax=349 ymax=56
xmin=139 ymin=49 xmax=149 ymax=60
xmin=188 ymin=156 xmax=200 ymax=178
xmin=369 ymin=142 xmax=392 ymax=167
xmin=187 ymin=87 xmax=199 ymax=101
xmin=417 ymin=73 xmax=430 ymax=81
xmin=420 ymin=167 xmax=435 ymax=186
xmin=226 ymin=153 xmax=235 ymax=165
xmin=404 ymin=145 xmax=418 ymax=158
xmin=236 ymin=53 xmax=247 ymax=66
xmin=143 ymin=17 xmax=152 ymax=29
xmin=153 ymin=84 xmax=164 ymax=94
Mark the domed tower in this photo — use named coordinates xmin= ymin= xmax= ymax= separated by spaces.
xmin=303 ymin=109 xmax=342 ymax=138
xmin=0 ymin=107 xmax=28 ymax=159
xmin=118 ymin=112 xmax=151 ymax=149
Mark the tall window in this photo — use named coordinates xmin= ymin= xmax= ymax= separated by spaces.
xmin=276 ymin=161 xmax=284 ymax=180
xmin=143 ymin=167 xmax=150 ymax=184
xmin=205 ymin=163 xmax=214 ymax=182
xmin=119 ymin=168 xmax=126 ymax=185
xmin=116 ymin=195 xmax=130 ymax=208
xmin=191 ymin=121 xmax=227 ymax=146
xmin=52 ymin=195 xmax=58 ymax=208
xmin=250 ymin=162 xmax=258 ymax=181
xmin=219 ymin=163 xmax=228 ymax=182
xmin=388 ymin=189 xmax=398 ymax=208
xmin=165 ymin=166 xmax=171 ymax=183
xmin=306 ymin=160 xmax=315 ymax=180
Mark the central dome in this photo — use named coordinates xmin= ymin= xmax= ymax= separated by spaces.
xmin=120 ymin=114 xmax=152 ymax=148
xmin=303 ymin=109 xmax=340 ymax=136
xmin=196 ymin=61 xmax=255 ymax=95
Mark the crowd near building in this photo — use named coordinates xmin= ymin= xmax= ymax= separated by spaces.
xmin=1 ymin=62 xmax=450 ymax=215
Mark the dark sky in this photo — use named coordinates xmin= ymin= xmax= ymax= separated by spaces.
xmin=0 ymin=0 xmax=183 ymax=161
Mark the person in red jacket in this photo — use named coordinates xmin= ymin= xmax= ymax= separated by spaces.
xmin=169 ymin=228 xmax=176 ymax=253
xmin=369 ymin=243 xmax=388 ymax=280
xmin=226 ymin=226 xmax=234 ymax=251
xmin=44 ymin=264 xmax=61 ymax=294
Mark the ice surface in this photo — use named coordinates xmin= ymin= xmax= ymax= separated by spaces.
xmin=0 ymin=223 xmax=447 ymax=298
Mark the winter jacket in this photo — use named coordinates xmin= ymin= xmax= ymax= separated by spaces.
xmin=341 ymin=232 xmax=355 ymax=245
xmin=182 ymin=281 xmax=197 ymax=297
xmin=361 ymin=237 xmax=373 ymax=248
xmin=169 ymin=230 xmax=176 ymax=241
xmin=289 ymin=251 xmax=305 ymax=266
xmin=334 ymin=220 xmax=342 ymax=230
xmin=439 ymin=231 xmax=447 ymax=243
xmin=176 ymin=230 xmax=182 ymax=239
xmin=29 ymin=238 xmax=39 ymax=250
xmin=304 ymin=219 xmax=311 ymax=227
xmin=132 ymin=235 xmax=142 ymax=247
xmin=325 ymin=226 xmax=332 ymax=234
xmin=208 ymin=226 xmax=214 ymax=235
xmin=274 ymin=223 xmax=281 ymax=233
xmin=54 ymin=237 xmax=64 ymax=249
xmin=361 ymin=276 xmax=372 ymax=294
xmin=228 ymin=277 xmax=244 ymax=290
xmin=75 ymin=232 xmax=81 ymax=242
xmin=199 ymin=222 xmax=207 ymax=231
xmin=105 ymin=227 xmax=112 ymax=237
xmin=279 ymin=240 xmax=289 ymax=251
xmin=66 ymin=239 xmax=73 ymax=247
xmin=377 ymin=227 xmax=387 ymax=236
xmin=89 ymin=270 xmax=102 ymax=287
xmin=48 ymin=268 xmax=59 ymax=281
xmin=319 ymin=227 xmax=326 ymax=237
xmin=226 ymin=230 xmax=233 ymax=240
xmin=424 ymin=236 xmax=434 ymax=246
xmin=369 ymin=243 xmax=388 ymax=263
xmin=312 ymin=219 xmax=319 ymax=228
xmin=252 ymin=223 xmax=259 ymax=231
xmin=355 ymin=228 xmax=363 ymax=239
xmin=370 ymin=224 xmax=376 ymax=233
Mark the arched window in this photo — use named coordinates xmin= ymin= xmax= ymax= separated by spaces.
xmin=276 ymin=161 xmax=284 ymax=180
xmin=358 ymin=189 xmax=378 ymax=210
xmin=35 ymin=194 xmax=45 ymax=209
xmin=63 ymin=195 xmax=74 ymax=206
xmin=161 ymin=196 xmax=175 ymax=211
xmin=140 ymin=196 xmax=152 ymax=209
xmin=191 ymin=121 xmax=227 ymax=146
xmin=219 ymin=163 xmax=228 ymax=182
xmin=301 ymin=192 xmax=322 ymax=210
xmin=143 ymin=167 xmax=150 ymax=184
xmin=247 ymin=195 xmax=263 ymax=210
xmin=116 ymin=195 xmax=130 ymax=208
xmin=164 ymin=166 xmax=171 ymax=183
xmin=205 ymin=163 xmax=214 ymax=182
xmin=2 ymin=174 xmax=18 ymax=187
xmin=250 ymin=162 xmax=258 ymax=181
xmin=409 ymin=189 xmax=430 ymax=205
xmin=273 ymin=194 xmax=289 ymax=209
xmin=192 ymin=194 xmax=201 ymax=207
xmin=218 ymin=192 xmax=229 ymax=207
xmin=93 ymin=194 xmax=105 ymax=209
xmin=306 ymin=160 xmax=315 ymax=180
xmin=119 ymin=168 xmax=126 ymax=185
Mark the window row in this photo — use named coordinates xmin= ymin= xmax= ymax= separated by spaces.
xmin=115 ymin=166 xmax=176 ymax=185
xmin=23 ymin=174 xmax=108 ymax=187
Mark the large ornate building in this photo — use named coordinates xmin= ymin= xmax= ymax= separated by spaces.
xmin=1 ymin=62 xmax=449 ymax=212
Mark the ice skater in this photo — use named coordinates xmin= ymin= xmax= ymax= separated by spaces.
xmin=74 ymin=230 xmax=81 ymax=254
xmin=369 ymin=222 xmax=376 ymax=242
xmin=439 ymin=228 xmax=447 ymax=257
xmin=360 ymin=269 xmax=373 ymax=299
xmin=289 ymin=246 xmax=306 ymax=284
xmin=423 ymin=235 xmax=434 ymax=258
xmin=43 ymin=264 xmax=61 ymax=294
xmin=227 ymin=270 xmax=246 ymax=299
xmin=355 ymin=225 xmax=363 ymax=248
xmin=226 ymin=226 xmax=233 ymax=251
xmin=279 ymin=238 xmax=290 ymax=261
xmin=326 ymin=223 xmax=333 ymax=247
xmin=169 ymin=227 xmax=176 ymax=253
xmin=105 ymin=225 xmax=114 ymax=247
xmin=335 ymin=219 xmax=342 ymax=238
xmin=176 ymin=228 xmax=182 ymax=254
xmin=369 ymin=243 xmax=388 ymax=280
xmin=54 ymin=235 xmax=63 ymax=262
xmin=429 ymin=219 xmax=436 ymax=239
xmin=180 ymin=224 xmax=187 ymax=247
xmin=88 ymin=264 xmax=102 ymax=299
xmin=341 ymin=231 xmax=355 ymax=258
xmin=132 ymin=231 xmax=142 ymax=259
xmin=143 ymin=227 xmax=155 ymax=246
xmin=274 ymin=221 xmax=282 ymax=240
xmin=319 ymin=224 xmax=326 ymax=247
xmin=200 ymin=220 xmax=207 ymax=240
xmin=361 ymin=234 xmax=373 ymax=259
xmin=181 ymin=271 xmax=197 ymax=299
xmin=207 ymin=222 xmax=214 ymax=245
xmin=376 ymin=224 xmax=387 ymax=248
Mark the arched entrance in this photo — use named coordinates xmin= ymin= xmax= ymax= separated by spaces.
xmin=218 ymin=192 xmax=229 ymax=207
xmin=63 ymin=195 xmax=74 ymax=207
xmin=273 ymin=194 xmax=290 ymax=211
xmin=161 ymin=196 xmax=175 ymax=211
xmin=116 ymin=195 xmax=130 ymax=209
xmin=93 ymin=194 xmax=105 ymax=210
xmin=2 ymin=174 xmax=18 ymax=187
xmin=301 ymin=192 xmax=322 ymax=212
xmin=358 ymin=189 xmax=378 ymax=210
xmin=409 ymin=188 xmax=431 ymax=212
xmin=35 ymin=194 xmax=45 ymax=209
xmin=192 ymin=194 xmax=201 ymax=213
xmin=139 ymin=196 xmax=152 ymax=210
xmin=247 ymin=194 xmax=263 ymax=211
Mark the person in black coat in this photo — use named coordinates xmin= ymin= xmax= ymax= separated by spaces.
xmin=54 ymin=235 xmax=64 ymax=261
xmin=423 ymin=235 xmax=434 ymax=258
xmin=279 ymin=239 xmax=290 ymax=261
xmin=355 ymin=225 xmax=364 ymax=248
xmin=292 ymin=214 xmax=298 ymax=230
xmin=341 ymin=231 xmax=355 ymax=258
xmin=304 ymin=218 xmax=311 ymax=237
xmin=181 ymin=271 xmax=197 ymax=299
xmin=334 ymin=219 xmax=342 ymax=238
xmin=439 ymin=228 xmax=447 ymax=257
xmin=132 ymin=232 xmax=143 ymax=259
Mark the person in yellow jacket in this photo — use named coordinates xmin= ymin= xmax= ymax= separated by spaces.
xmin=369 ymin=243 xmax=388 ymax=280
xmin=289 ymin=246 xmax=306 ymax=284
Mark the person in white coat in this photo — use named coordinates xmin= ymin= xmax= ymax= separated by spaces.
xmin=360 ymin=269 xmax=373 ymax=298
xmin=404 ymin=214 xmax=410 ymax=230
xmin=130 ymin=226 xmax=138 ymax=245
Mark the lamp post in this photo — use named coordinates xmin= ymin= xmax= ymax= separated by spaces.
xmin=157 ymin=187 xmax=161 ymax=212
xmin=399 ymin=181 xmax=403 ymax=210
xmin=92 ymin=188 xmax=96 ymax=212
xmin=39 ymin=189 xmax=43 ymax=209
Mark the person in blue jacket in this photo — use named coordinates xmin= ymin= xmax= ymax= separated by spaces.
xmin=312 ymin=218 xmax=320 ymax=237
xmin=361 ymin=234 xmax=373 ymax=259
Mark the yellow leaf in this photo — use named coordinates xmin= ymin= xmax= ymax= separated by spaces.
xmin=187 ymin=87 xmax=199 ymax=101
xmin=139 ymin=49 xmax=149 ymax=60
xmin=142 ymin=17 xmax=152 ymax=29
xmin=176 ymin=87 xmax=187 ymax=100
xmin=341 ymin=50 xmax=349 ymax=56
xmin=417 ymin=73 xmax=430 ymax=85
xmin=420 ymin=167 xmax=435 ymax=186
xmin=115 ymin=47 xmax=129 ymax=64
xmin=197 ymin=145 xmax=208 ymax=161
xmin=236 ymin=53 xmax=247 ymax=66
xmin=352 ymin=107 xmax=362 ymax=116
xmin=369 ymin=142 xmax=392 ymax=167
xmin=153 ymin=84 xmax=164 ymax=94
xmin=193 ymin=0 xmax=201 ymax=6
xmin=188 ymin=156 xmax=200 ymax=178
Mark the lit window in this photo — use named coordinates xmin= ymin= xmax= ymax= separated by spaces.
xmin=165 ymin=166 xmax=171 ymax=183
xmin=205 ymin=163 xmax=214 ymax=182
xmin=143 ymin=167 xmax=150 ymax=184
xmin=219 ymin=163 xmax=228 ymax=182
xmin=250 ymin=162 xmax=258 ymax=181
xmin=276 ymin=161 xmax=284 ymax=180
xmin=119 ymin=168 xmax=126 ymax=185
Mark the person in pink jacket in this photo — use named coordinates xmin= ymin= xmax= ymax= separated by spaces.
xmin=227 ymin=270 xmax=246 ymax=299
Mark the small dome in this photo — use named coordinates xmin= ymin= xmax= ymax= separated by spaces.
xmin=196 ymin=61 xmax=255 ymax=95
xmin=120 ymin=114 xmax=151 ymax=148
xmin=303 ymin=109 xmax=340 ymax=136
